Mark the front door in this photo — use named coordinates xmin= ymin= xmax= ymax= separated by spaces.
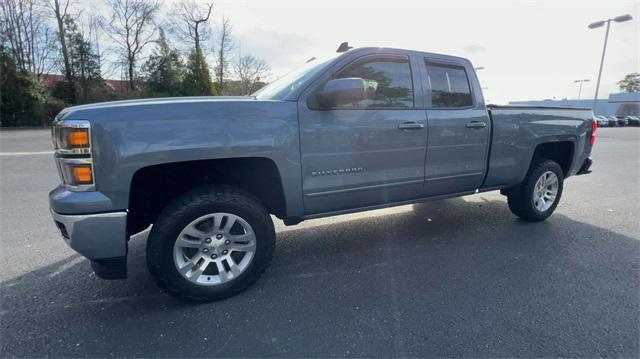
xmin=422 ymin=59 xmax=491 ymax=196
xmin=299 ymin=54 xmax=428 ymax=215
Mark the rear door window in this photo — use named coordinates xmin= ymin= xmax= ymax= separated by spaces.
xmin=425 ymin=61 xmax=473 ymax=108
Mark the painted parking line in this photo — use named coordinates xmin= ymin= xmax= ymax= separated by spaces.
xmin=0 ymin=151 xmax=54 ymax=156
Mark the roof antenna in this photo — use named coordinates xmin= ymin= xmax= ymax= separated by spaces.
xmin=336 ymin=42 xmax=353 ymax=53
xmin=306 ymin=57 xmax=316 ymax=63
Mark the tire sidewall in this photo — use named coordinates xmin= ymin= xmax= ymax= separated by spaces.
xmin=521 ymin=161 xmax=564 ymax=220
xmin=147 ymin=187 xmax=275 ymax=300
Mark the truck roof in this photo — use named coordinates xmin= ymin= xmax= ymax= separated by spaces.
xmin=347 ymin=46 xmax=473 ymax=65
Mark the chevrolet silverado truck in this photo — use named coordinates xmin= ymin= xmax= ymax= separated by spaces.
xmin=49 ymin=46 xmax=595 ymax=301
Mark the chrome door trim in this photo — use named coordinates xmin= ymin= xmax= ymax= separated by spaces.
xmin=305 ymin=179 xmax=424 ymax=198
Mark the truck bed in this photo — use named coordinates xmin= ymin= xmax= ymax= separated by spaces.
xmin=482 ymin=105 xmax=594 ymax=189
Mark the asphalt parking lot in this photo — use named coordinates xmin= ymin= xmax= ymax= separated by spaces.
xmin=1 ymin=127 xmax=638 ymax=357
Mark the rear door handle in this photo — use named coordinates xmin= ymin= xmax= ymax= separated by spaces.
xmin=397 ymin=122 xmax=425 ymax=130
xmin=465 ymin=121 xmax=487 ymax=129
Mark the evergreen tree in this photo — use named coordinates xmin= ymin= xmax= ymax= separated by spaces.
xmin=53 ymin=17 xmax=106 ymax=104
xmin=1 ymin=45 xmax=65 ymax=126
xmin=182 ymin=47 xmax=215 ymax=96
xmin=142 ymin=29 xmax=185 ymax=96
xmin=1 ymin=46 xmax=44 ymax=126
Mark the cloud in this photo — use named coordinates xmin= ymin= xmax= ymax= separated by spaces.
xmin=463 ymin=45 xmax=488 ymax=54
xmin=234 ymin=28 xmax=319 ymax=76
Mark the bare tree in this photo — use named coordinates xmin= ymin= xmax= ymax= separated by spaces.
xmin=44 ymin=0 xmax=73 ymax=84
xmin=1 ymin=0 xmax=30 ymax=71
xmin=80 ymin=13 xmax=105 ymax=72
xmin=169 ymin=0 xmax=213 ymax=52
xmin=105 ymin=0 xmax=159 ymax=90
xmin=1 ymin=0 xmax=57 ymax=77
xmin=214 ymin=15 xmax=233 ymax=94
xmin=234 ymin=54 xmax=269 ymax=95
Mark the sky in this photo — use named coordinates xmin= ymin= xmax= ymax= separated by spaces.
xmin=98 ymin=0 xmax=639 ymax=104
xmin=207 ymin=0 xmax=639 ymax=104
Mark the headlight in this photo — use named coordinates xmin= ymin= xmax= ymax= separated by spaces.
xmin=52 ymin=119 xmax=94 ymax=190
xmin=60 ymin=128 xmax=90 ymax=148
xmin=53 ymin=120 xmax=91 ymax=155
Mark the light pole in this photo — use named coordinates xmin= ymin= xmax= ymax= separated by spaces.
xmin=573 ymin=79 xmax=590 ymax=100
xmin=588 ymin=14 xmax=633 ymax=114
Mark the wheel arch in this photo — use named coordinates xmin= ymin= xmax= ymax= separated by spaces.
xmin=127 ymin=157 xmax=287 ymax=235
xmin=530 ymin=140 xmax=575 ymax=176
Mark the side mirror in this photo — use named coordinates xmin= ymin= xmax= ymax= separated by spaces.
xmin=316 ymin=78 xmax=377 ymax=109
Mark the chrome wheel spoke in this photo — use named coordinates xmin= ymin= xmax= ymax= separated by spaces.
xmin=221 ymin=214 xmax=237 ymax=232
xmin=227 ymin=258 xmax=242 ymax=277
xmin=187 ymin=260 xmax=210 ymax=282
xmin=229 ymin=232 xmax=256 ymax=253
xmin=179 ymin=255 xmax=204 ymax=276
xmin=230 ymin=241 xmax=256 ymax=253
xmin=215 ymin=260 xmax=230 ymax=283
xmin=175 ymin=237 xmax=201 ymax=248
xmin=211 ymin=214 xmax=222 ymax=232
xmin=182 ymin=226 xmax=207 ymax=239
xmin=231 ymin=232 xmax=255 ymax=241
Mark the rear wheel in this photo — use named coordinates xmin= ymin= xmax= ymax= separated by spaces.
xmin=507 ymin=159 xmax=564 ymax=222
xmin=147 ymin=185 xmax=275 ymax=301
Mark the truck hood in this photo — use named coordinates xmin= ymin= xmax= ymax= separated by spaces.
xmin=56 ymin=96 xmax=266 ymax=121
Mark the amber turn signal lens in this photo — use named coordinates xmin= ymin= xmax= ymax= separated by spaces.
xmin=70 ymin=165 xmax=93 ymax=185
xmin=63 ymin=128 xmax=89 ymax=148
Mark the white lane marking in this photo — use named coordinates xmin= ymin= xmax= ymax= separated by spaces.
xmin=48 ymin=256 xmax=85 ymax=278
xmin=0 ymin=151 xmax=54 ymax=156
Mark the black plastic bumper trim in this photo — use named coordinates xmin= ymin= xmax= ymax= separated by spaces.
xmin=576 ymin=157 xmax=593 ymax=175
xmin=91 ymin=256 xmax=127 ymax=279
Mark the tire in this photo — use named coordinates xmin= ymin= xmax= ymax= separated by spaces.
xmin=146 ymin=185 xmax=275 ymax=302
xmin=507 ymin=159 xmax=564 ymax=222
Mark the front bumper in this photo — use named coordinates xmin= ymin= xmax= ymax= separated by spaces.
xmin=51 ymin=209 xmax=128 ymax=279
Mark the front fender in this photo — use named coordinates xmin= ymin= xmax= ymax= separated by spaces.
xmin=61 ymin=100 xmax=304 ymax=217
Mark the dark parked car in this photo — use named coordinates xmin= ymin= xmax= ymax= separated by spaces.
xmin=624 ymin=116 xmax=640 ymax=126
xmin=616 ymin=116 xmax=628 ymax=126
xmin=595 ymin=115 xmax=609 ymax=127
xmin=606 ymin=115 xmax=619 ymax=127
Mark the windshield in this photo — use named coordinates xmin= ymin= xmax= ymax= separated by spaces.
xmin=253 ymin=54 xmax=340 ymax=100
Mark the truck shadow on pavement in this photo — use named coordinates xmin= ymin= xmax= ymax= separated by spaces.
xmin=1 ymin=197 xmax=639 ymax=357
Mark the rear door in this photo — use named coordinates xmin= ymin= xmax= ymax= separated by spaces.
xmin=422 ymin=59 xmax=491 ymax=196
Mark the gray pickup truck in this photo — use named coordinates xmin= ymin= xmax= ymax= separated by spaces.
xmin=49 ymin=46 xmax=595 ymax=301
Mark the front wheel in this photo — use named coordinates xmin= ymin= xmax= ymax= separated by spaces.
xmin=146 ymin=185 xmax=275 ymax=301
xmin=507 ymin=159 xmax=564 ymax=222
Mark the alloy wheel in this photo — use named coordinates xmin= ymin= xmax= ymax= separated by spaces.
xmin=173 ymin=213 xmax=256 ymax=286
xmin=532 ymin=171 xmax=559 ymax=212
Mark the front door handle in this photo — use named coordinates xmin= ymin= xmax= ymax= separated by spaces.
xmin=398 ymin=122 xmax=425 ymax=130
xmin=465 ymin=121 xmax=487 ymax=129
